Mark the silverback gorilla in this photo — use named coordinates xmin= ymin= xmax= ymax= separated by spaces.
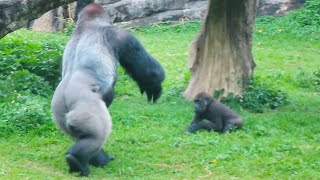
xmin=185 ymin=92 xmax=243 ymax=133
xmin=51 ymin=3 xmax=165 ymax=176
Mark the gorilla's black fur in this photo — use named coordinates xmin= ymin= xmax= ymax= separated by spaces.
xmin=185 ymin=92 xmax=243 ymax=133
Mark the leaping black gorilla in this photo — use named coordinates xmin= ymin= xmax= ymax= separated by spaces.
xmin=51 ymin=3 xmax=165 ymax=176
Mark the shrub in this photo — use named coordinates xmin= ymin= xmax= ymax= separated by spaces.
xmin=214 ymin=79 xmax=289 ymax=113
xmin=0 ymin=95 xmax=52 ymax=136
xmin=62 ymin=21 xmax=76 ymax=36
xmin=312 ymin=70 xmax=320 ymax=91
xmin=0 ymin=70 xmax=52 ymax=103
xmin=292 ymin=68 xmax=320 ymax=91
xmin=0 ymin=30 xmax=65 ymax=87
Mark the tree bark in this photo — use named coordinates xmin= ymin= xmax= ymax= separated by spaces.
xmin=184 ymin=0 xmax=257 ymax=100
xmin=0 ymin=0 xmax=77 ymax=39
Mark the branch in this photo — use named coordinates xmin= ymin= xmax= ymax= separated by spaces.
xmin=0 ymin=0 xmax=77 ymax=39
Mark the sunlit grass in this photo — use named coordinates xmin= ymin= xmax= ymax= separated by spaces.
xmin=0 ymin=20 xmax=319 ymax=179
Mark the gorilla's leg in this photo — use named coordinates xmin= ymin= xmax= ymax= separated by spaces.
xmin=66 ymin=136 xmax=103 ymax=176
xmin=198 ymin=120 xmax=217 ymax=131
xmin=222 ymin=118 xmax=242 ymax=133
xmin=185 ymin=122 xmax=202 ymax=133
xmin=186 ymin=120 xmax=216 ymax=133
xmin=51 ymin=86 xmax=69 ymax=134
xmin=222 ymin=123 xmax=234 ymax=133
xmin=89 ymin=149 xmax=115 ymax=167
xmin=66 ymin=153 xmax=88 ymax=175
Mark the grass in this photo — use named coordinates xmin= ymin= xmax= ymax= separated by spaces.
xmin=0 ymin=20 xmax=320 ymax=179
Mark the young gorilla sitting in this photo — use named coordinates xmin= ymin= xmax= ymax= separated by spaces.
xmin=185 ymin=92 xmax=243 ymax=133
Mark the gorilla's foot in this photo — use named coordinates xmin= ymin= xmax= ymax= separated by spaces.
xmin=66 ymin=154 xmax=89 ymax=176
xmin=89 ymin=150 xmax=115 ymax=167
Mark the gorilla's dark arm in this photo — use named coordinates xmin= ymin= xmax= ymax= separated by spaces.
xmin=110 ymin=28 xmax=165 ymax=102
xmin=208 ymin=104 xmax=225 ymax=132
xmin=214 ymin=103 xmax=242 ymax=133
xmin=185 ymin=113 xmax=200 ymax=132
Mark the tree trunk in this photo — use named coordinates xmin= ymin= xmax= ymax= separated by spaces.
xmin=0 ymin=0 xmax=77 ymax=39
xmin=184 ymin=0 xmax=257 ymax=100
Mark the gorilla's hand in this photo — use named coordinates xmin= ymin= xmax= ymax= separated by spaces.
xmin=139 ymin=84 xmax=162 ymax=103
xmin=115 ymin=27 xmax=165 ymax=103
xmin=185 ymin=122 xmax=200 ymax=133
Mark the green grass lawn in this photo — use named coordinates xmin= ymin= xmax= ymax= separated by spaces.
xmin=0 ymin=21 xmax=319 ymax=179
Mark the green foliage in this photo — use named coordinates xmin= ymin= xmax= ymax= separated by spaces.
xmin=313 ymin=70 xmax=320 ymax=89
xmin=255 ymin=0 xmax=320 ymax=39
xmin=214 ymin=79 xmax=289 ymax=113
xmin=0 ymin=64 xmax=53 ymax=137
xmin=0 ymin=10 xmax=319 ymax=178
xmin=0 ymin=95 xmax=52 ymax=136
xmin=62 ymin=21 xmax=76 ymax=36
xmin=0 ymin=70 xmax=52 ymax=101
xmin=241 ymin=83 xmax=288 ymax=112
xmin=0 ymin=30 xmax=64 ymax=137
xmin=292 ymin=68 xmax=319 ymax=90
xmin=0 ymin=30 xmax=65 ymax=87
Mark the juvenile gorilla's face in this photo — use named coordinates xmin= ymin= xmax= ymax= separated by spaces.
xmin=194 ymin=99 xmax=208 ymax=113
